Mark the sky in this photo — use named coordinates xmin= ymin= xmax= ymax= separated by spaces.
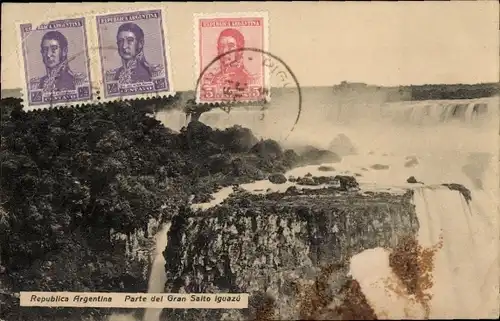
xmin=1 ymin=1 xmax=498 ymax=91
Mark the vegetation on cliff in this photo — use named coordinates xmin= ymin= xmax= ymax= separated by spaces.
xmin=0 ymin=97 xmax=328 ymax=320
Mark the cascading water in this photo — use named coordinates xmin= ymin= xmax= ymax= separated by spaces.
xmin=148 ymin=91 xmax=498 ymax=319
xmin=350 ymin=186 xmax=499 ymax=319
xmin=107 ymin=223 xmax=172 ymax=321
xmin=142 ymin=223 xmax=171 ymax=321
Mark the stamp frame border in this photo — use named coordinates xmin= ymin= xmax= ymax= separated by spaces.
xmin=193 ymin=11 xmax=270 ymax=105
xmin=16 ymin=16 xmax=95 ymax=111
xmin=93 ymin=7 xmax=176 ymax=103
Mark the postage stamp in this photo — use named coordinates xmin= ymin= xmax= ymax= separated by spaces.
xmin=95 ymin=9 xmax=174 ymax=101
xmin=194 ymin=12 xmax=270 ymax=104
xmin=18 ymin=18 xmax=93 ymax=110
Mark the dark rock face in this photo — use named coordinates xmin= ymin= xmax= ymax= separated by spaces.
xmin=297 ymin=145 xmax=342 ymax=165
xmin=407 ymin=176 xmax=418 ymax=184
xmin=268 ymin=173 xmax=287 ymax=184
xmin=295 ymin=175 xmax=359 ymax=191
xmin=296 ymin=176 xmax=319 ymax=186
xmin=334 ymin=175 xmax=360 ymax=191
xmin=161 ymin=189 xmax=419 ymax=321
xmin=442 ymin=183 xmax=472 ymax=203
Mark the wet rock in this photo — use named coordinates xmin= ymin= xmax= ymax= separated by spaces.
xmin=371 ymin=164 xmax=390 ymax=170
xmin=333 ymin=175 xmax=360 ymax=191
xmin=296 ymin=176 xmax=319 ymax=186
xmin=214 ymin=125 xmax=259 ymax=153
xmin=406 ymin=176 xmax=418 ymax=184
xmin=285 ymin=186 xmax=300 ymax=195
xmin=268 ymin=173 xmax=287 ymax=185
xmin=318 ymin=165 xmax=335 ymax=172
xmin=313 ymin=176 xmax=337 ymax=185
xmin=406 ymin=176 xmax=423 ymax=184
xmin=404 ymin=156 xmax=419 ymax=168
xmin=161 ymin=189 xmax=419 ymax=321
xmin=305 ymin=172 xmax=312 ymax=177
xmin=288 ymin=176 xmax=297 ymax=183
xmin=298 ymin=145 xmax=342 ymax=165
xmin=442 ymin=183 xmax=472 ymax=203
xmin=328 ymin=133 xmax=357 ymax=156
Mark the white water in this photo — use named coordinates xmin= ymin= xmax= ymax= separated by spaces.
xmin=142 ymin=223 xmax=171 ymax=321
xmin=350 ymin=186 xmax=499 ymax=319
xmin=114 ymin=93 xmax=498 ymax=320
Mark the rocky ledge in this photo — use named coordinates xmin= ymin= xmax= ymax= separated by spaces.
xmin=161 ymin=187 xmax=419 ymax=321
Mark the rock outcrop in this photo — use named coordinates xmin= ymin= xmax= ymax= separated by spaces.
xmin=161 ymin=188 xmax=419 ymax=321
xmin=268 ymin=173 xmax=287 ymax=184
xmin=297 ymin=145 xmax=342 ymax=165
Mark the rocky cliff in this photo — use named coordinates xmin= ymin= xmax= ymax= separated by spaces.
xmin=0 ymin=98 xmax=338 ymax=321
xmin=161 ymin=187 xmax=419 ymax=321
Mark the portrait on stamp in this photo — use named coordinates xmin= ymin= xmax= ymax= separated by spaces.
xmin=20 ymin=18 xmax=91 ymax=107
xmin=196 ymin=13 xmax=269 ymax=103
xmin=96 ymin=10 xmax=171 ymax=99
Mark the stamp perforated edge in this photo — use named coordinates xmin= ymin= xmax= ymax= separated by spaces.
xmin=193 ymin=11 xmax=270 ymax=106
xmin=92 ymin=7 xmax=176 ymax=104
xmin=16 ymin=16 xmax=95 ymax=111
xmin=15 ymin=7 xmax=176 ymax=112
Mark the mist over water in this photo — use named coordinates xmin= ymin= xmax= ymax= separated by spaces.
xmin=158 ymin=88 xmax=497 ymax=159
xmin=140 ymin=89 xmax=499 ymax=320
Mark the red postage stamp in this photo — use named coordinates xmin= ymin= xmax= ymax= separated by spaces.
xmin=194 ymin=12 xmax=269 ymax=104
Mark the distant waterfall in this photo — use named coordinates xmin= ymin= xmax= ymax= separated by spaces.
xmin=383 ymin=96 xmax=498 ymax=125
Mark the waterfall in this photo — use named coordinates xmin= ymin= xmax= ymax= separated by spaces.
xmin=350 ymin=186 xmax=499 ymax=319
xmin=106 ymin=223 xmax=171 ymax=321
xmin=384 ymin=96 xmax=498 ymax=125
xmin=142 ymin=223 xmax=171 ymax=321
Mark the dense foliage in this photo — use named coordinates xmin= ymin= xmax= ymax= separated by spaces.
xmin=0 ymin=98 xmax=301 ymax=320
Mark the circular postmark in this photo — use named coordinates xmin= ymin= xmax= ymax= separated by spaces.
xmin=194 ymin=47 xmax=302 ymax=141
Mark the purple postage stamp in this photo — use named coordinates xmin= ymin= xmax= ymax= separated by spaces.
xmin=19 ymin=18 xmax=92 ymax=109
xmin=95 ymin=9 xmax=174 ymax=100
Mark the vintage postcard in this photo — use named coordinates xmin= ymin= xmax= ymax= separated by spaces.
xmin=194 ymin=12 xmax=270 ymax=104
xmin=1 ymin=2 xmax=499 ymax=321
xmin=18 ymin=18 xmax=92 ymax=110
xmin=95 ymin=9 xmax=174 ymax=101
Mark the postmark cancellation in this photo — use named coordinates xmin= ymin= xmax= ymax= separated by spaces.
xmin=194 ymin=12 xmax=270 ymax=104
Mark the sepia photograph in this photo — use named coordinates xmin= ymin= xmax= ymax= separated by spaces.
xmin=1 ymin=1 xmax=499 ymax=321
